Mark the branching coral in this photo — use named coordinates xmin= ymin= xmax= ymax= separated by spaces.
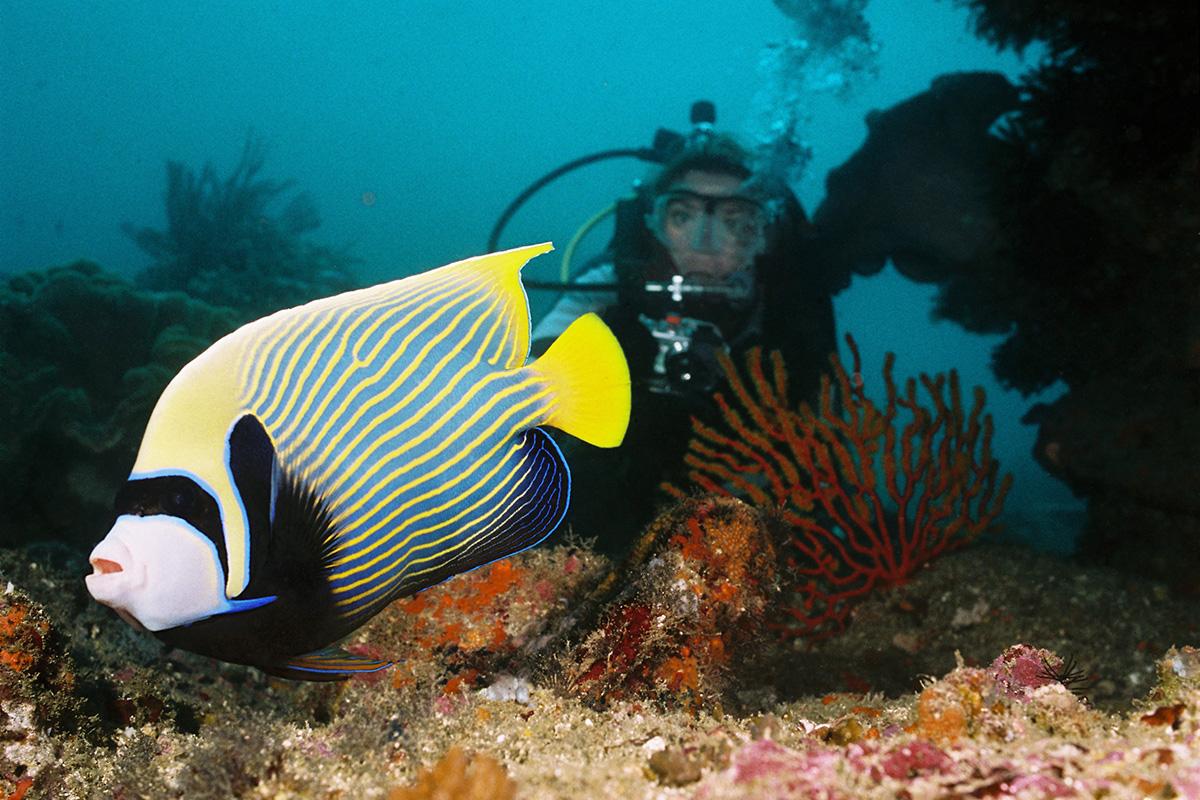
xmin=124 ymin=135 xmax=358 ymax=320
xmin=668 ymin=336 xmax=1012 ymax=638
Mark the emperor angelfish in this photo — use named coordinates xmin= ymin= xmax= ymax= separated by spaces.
xmin=85 ymin=243 xmax=630 ymax=681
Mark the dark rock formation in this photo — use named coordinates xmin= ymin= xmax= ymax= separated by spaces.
xmin=811 ymin=2 xmax=1199 ymax=588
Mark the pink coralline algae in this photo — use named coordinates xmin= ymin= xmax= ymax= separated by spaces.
xmin=687 ymin=644 xmax=1200 ymax=799
xmin=694 ymin=739 xmax=847 ymax=800
xmin=989 ymin=643 xmax=1062 ymax=700
xmin=695 ymin=737 xmax=963 ymax=799
xmin=875 ymin=740 xmax=953 ymax=780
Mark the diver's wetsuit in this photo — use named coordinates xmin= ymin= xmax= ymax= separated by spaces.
xmin=533 ymin=254 xmax=836 ymax=557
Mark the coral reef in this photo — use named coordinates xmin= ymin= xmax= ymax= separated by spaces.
xmin=389 ymin=746 xmax=516 ymax=800
xmin=364 ymin=546 xmax=606 ymax=696
xmin=0 ymin=585 xmax=82 ymax=790
xmin=757 ymin=539 xmax=1198 ymax=711
xmin=951 ymin=0 xmax=1200 ymax=590
xmin=668 ymin=338 xmax=1012 ymax=638
xmin=1025 ymin=371 xmax=1200 ymax=593
xmin=0 ymin=262 xmax=236 ymax=550
xmin=124 ymin=135 xmax=358 ymax=321
xmin=690 ymin=645 xmax=1199 ymax=798
xmin=0 ymin=139 xmax=364 ymax=554
xmin=0 ymin=505 xmax=1197 ymax=797
xmin=563 ymin=497 xmax=782 ymax=710
xmin=812 ymin=70 xmax=1019 ymax=292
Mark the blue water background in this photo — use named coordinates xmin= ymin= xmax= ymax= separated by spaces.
xmin=0 ymin=0 xmax=1081 ymax=550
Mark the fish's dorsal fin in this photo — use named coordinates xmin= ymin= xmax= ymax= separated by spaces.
xmin=239 ymin=242 xmax=553 ymax=480
xmin=431 ymin=242 xmax=552 ymax=370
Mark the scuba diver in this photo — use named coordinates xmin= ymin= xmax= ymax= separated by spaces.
xmin=499 ymin=104 xmax=837 ymax=554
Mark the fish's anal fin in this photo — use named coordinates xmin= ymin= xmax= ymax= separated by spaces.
xmin=392 ymin=427 xmax=570 ymax=600
xmin=529 ymin=312 xmax=630 ymax=448
xmin=264 ymin=648 xmax=392 ymax=682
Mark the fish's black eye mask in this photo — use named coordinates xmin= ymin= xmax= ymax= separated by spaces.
xmin=113 ymin=476 xmax=227 ymax=577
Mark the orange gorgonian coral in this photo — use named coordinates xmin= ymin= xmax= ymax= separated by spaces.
xmin=666 ymin=334 xmax=1013 ymax=638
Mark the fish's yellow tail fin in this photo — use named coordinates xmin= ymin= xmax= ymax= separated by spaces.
xmin=531 ymin=313 xmax=630 ymax=447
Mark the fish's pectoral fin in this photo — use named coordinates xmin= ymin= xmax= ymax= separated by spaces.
xmin=264 ymin=647 xmax=393 ymax=682
xmin=227 ymin=414 xmax=278 ymax=592
xmin=528 ymin=312 xmax=630 ymax=447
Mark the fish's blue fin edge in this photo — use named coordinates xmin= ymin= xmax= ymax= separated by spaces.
xmin=216 ymin=595 xmax=278 ymax=616
xmin=264 ymin=647 xmax=393 ymax=682
xmin=455 ymin=425 xmax=571 ymax=567
xmin=387 ymin=426 xmax=570 ymax=603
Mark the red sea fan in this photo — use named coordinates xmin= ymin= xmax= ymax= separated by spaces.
xmin=666 ymin=334 xmax=1012 ymax=638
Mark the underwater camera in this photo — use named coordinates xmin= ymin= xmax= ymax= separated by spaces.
xmin=637 ymin=271 xmax=753 ymax=395
xmin=638 ymin=312 xmax=726 ymax=395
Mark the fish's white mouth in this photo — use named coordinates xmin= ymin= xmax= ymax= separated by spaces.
xmin=87 ymin=536 xmax=132 ymax=575
xmin=85 ymin=535 xmax=138 ymax=604
xmin=90 ymin=557 xmax=123 ymax=575
xmin=84 ymin=514 xmax=229 ymax=632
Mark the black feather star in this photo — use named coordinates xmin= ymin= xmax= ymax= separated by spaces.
xmin=1039 ymin=654 xmax=1096 ymax=696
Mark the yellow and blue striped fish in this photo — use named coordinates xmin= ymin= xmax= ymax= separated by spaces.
xmin=83 ymin=243 xmax=630 ymax=680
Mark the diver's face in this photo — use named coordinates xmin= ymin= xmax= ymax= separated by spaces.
xmin=649 ymin=170 xmax=768 ymax=282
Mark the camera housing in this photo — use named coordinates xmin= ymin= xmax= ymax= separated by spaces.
xmin=635 ymin=273 xmax=752 ymax=396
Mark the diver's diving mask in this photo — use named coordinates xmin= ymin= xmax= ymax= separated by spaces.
xmin=648 ymin=189 xmax=769 ymax=252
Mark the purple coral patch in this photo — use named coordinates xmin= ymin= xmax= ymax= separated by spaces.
xmin=879 ymin=741 xmax=953 ymax=780
xmin=989 ymin=644 xmax=1061 ymax=700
